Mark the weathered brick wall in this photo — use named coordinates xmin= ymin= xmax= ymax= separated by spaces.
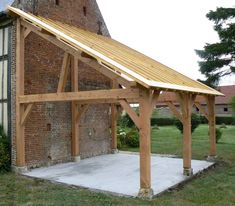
xmin=11 ymin=0 xmax=112 ymax=168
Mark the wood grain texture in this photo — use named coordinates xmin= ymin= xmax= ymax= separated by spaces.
xmin=206 ymin=96 xmax=216 ymax=156
xmin=16 ymin=19 xmax=25 ymax=166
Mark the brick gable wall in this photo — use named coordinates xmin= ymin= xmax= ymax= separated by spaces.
xmin=11 ymin=0 xmax=112 ymax=168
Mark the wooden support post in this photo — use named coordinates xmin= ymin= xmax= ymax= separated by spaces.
xmin=138 ymin=88 xmax=153 ymax=199
xmin=71 ymin=56 xmax=80 ymax=161
xmin=178 ymin=93 xmax=195 ymax=176
xmin=206 ymin=96 xmax=216 ymax=160
xmin=111 ymin=80 xmax=119 ymax=153
xmin=16 ymin=19 xmax=26 ymax=170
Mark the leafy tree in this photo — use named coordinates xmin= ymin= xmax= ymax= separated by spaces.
xmin=195 ymin=7 xmax=235 ymax=87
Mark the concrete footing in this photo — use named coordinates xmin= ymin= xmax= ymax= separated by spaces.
xmin=12 ymin=166 xmax=28 ymax=173
xmin=138 ymin=188 xmax=154 ymax=200
xmin=207 ymin=155 xmax=217 ymax=162
xmin=73 ymin=156 xmax=81 ymax=162
xmin=183 ymin=168 xmax=193 ymax=176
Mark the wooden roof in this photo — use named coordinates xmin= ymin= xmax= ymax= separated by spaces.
xmin=8 ymin=6 xmax=223 ymax=96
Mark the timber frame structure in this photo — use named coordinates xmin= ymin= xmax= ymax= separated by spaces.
xmin=9 ymin=6 xmax=223 ymax=199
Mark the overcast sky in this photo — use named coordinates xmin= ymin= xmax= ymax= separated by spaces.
xmin=97 ymin=0 xmax=235 ymax=86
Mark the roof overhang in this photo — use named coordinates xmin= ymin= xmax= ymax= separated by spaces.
xmin=7 ymin=6 xmax=224 ymax=96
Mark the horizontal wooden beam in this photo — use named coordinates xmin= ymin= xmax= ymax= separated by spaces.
xmin=18 ymin=88 xmax=140 ymax=104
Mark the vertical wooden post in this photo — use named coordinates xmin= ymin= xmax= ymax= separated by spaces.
xmin=71 ymin=56 xmax=80 ymax=161
xmin=111 ymin=80 xmax=118 ymax=153
xmin=206 ymin=96 xmax=216 ymax=159
xmin=179 ymin=93 xmax=194 ymax=176
xmin=16 ymin=19 xmax=26 ymax=168
xmin=138 ymin=87 xmax=153 ymax=199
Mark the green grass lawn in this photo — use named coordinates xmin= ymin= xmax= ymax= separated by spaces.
xmin=0 ymin=125 xmax=235 ymax=206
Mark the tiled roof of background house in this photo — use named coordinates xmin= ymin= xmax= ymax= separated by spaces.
xmin=157 ymin=85 xmax=235 ymax=106
xmin=216 ymin=85 xmax=235 ymax=105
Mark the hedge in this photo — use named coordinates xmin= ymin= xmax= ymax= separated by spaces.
xmin=200 ymin=116 xmax=235 ymax=125
xmin=151 ymin=118 xmax=175 ymax=126
xmin=151 ymin=116 xmax=235 ymax=126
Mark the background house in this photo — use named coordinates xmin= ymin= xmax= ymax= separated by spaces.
xmin=0 ymin=0 xmax=113 ymax=168
xmin=156 ymin=85 xmax=235 ymax=118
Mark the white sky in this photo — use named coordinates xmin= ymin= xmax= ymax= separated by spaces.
xmin=97 ymin=0 xmax=235 ymax=86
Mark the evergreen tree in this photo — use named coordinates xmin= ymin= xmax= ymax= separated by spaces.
xmin=195 ymin=7 xmax=235 ymax=87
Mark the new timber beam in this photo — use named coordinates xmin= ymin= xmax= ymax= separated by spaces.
xmin=16 ymin=18 xmax=26 ymax=168
xmin=206 ymin=95 xmax=216 ymax=160
xmin=18 ymin=88 xmax=140 ymax=104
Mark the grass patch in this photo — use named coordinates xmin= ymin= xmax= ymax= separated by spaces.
xmin=0 ymin=125 xmax=234 ymax=205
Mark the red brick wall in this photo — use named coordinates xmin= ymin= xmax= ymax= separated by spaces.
xmin=11 ymin=0 xmax=112 ymax=168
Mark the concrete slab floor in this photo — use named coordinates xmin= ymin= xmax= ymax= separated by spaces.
xmin=23 ymin=153 xmax=214 ymax=197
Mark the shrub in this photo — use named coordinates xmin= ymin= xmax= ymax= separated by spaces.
xmin=199 ymin=115 xmax=235 ymax=125
xmin=174 ymin=113 xmax=201 ymax=134
xmin=117 ymin=127 xmax=126 ymax=149
xmin=219 ymin=123 xmax=227 ymax=129
xmin=118 ymin=113 xmax=135 ymax=128
xmin=0 ymin=125 xmax=10 ymax=173
xmin=152 ymin=124 xmax=160 ymax=130
xmin=126 ymin=128 xmax=139 ymax=147
xmin=216 ymin=128 xmax=222 ymax=143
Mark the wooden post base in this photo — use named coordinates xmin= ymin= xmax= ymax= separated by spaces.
xmin=73 ymin=155 xmax=81 ymax=162
xmin=183 ymin=168 xmax=193 ymax=176
xmin=12 ymin=166 xmax=28 ymax=174
xmin=111 ymin=149 xmax=119 ymax=154
xmin=138 ymin=188 xmax=154 ymax=200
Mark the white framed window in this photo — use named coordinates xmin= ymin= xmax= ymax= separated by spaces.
xmin=0 ymin=26 xmax=9 ymax=134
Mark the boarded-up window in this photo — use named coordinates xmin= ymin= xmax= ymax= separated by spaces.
xmin=0 ymin=26 xmax=9 ymax=133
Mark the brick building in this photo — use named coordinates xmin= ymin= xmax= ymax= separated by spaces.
xmin=0 ymin=0 xmax=113 ymax=168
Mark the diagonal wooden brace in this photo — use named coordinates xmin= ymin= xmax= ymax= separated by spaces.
xmin=76 ymin=104 xmax=89 ymax=122
xmin=119 ymin=99 xmax=140 ymax=129
xmin=194 ymin=102 xmax=209 ymax=120
xmin=57 ymin=52 xmax=71 ymax=92
xmin=20 ymin=103 xmax=34 ymax=126
xmin=166 ymin=101 xmax=183 ymax=123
